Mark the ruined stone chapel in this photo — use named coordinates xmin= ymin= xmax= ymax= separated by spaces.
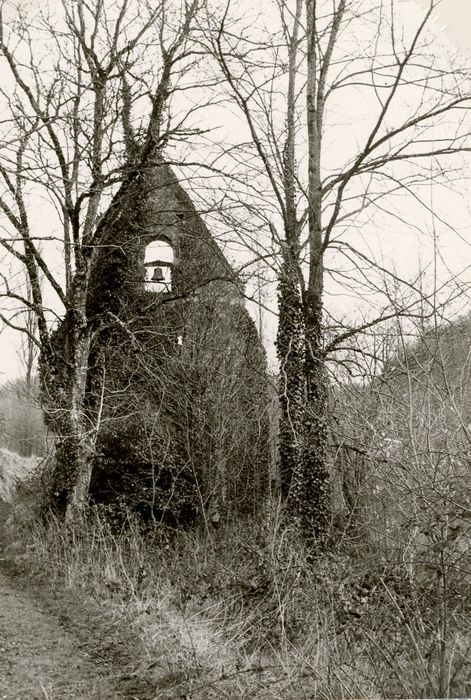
xmin=85 ymin=158 xmax=270 ymax=525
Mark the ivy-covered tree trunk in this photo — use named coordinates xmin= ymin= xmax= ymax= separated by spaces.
xmin=301 ymin=288 xmax=330 ymax=543
xmin=276 ymin=250 xmax=304 ymax=501
xmin=276 ymin=252 xmax=330 ymax=545
xmin=40 ymin=304 xmax=96 ymax=520
xmin=273 ymin=0 xmax=330 ymax=547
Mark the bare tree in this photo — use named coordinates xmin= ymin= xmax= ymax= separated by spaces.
xmin=207 ymin=0 xmax=471 ymax=545
xmin=0 ymin=0 xmax=203 ymax=519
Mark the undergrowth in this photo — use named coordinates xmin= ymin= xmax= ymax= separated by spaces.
xmin=6 ymin=501 xmax=471 ymax=700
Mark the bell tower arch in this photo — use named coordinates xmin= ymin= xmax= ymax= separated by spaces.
xmin=144 ymin=237 xmax=174 ymax=292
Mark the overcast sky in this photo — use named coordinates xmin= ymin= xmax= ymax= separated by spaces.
xmin=415 ymin=0 xmax=471 ymax=49
xmin=1 ymin=0 xmax=470 ymax=380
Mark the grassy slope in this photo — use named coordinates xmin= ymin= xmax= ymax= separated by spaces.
xmin=0 ymin=448 xmax=39 ymax=503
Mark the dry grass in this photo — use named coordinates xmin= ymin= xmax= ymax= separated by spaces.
xmin=6 ymin=499 xmax=471 ymax=699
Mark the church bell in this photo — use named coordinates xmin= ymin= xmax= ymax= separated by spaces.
xmin=151 ymin=266 xmax=165 ymax=282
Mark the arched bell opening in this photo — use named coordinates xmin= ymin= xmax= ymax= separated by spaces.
xmin=144 ymin=239 xmax=174 ymax=292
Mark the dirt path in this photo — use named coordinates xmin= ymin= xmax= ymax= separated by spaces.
xmin=0 ymin=515 xmax=155 ymax=699
xmin=0 ymin=568 xmax=123 ymax=699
